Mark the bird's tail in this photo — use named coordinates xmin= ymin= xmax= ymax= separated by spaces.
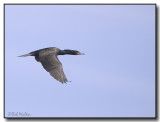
xmin=18 ymin=53 xmax=33 ymax=57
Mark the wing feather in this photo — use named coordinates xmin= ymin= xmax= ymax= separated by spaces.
xmin=38 ymin=51 xmax=67 ymax=83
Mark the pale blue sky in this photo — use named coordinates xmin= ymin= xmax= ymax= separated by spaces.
xmin=5 ymin=5 xmax=155 ymax=117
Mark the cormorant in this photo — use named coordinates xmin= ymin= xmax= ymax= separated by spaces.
xmin=19 ymin=47 xmax=84 ymax=83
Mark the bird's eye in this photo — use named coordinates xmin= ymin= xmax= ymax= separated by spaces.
xmin=75 ymin=51 xmax=80 ymax=55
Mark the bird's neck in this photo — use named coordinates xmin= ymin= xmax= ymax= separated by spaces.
xmin=58 ymin=50 xmax=75 ymax=55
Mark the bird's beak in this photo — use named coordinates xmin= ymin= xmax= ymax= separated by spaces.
xmin=77 ymin=52 xmax=85 ymax=55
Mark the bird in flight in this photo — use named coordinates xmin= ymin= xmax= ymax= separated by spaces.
xmin=19 ymin=47 xmax=84 ymax=83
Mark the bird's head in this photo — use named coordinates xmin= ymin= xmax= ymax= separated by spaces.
xmin=75 ymin=51 xmax=85 ymax=55
xmin=58 ymin=49 xmax=85 ymax=55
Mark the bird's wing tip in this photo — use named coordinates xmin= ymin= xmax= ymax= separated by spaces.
xmin=61 ymin=80 xmax=70 ymax=84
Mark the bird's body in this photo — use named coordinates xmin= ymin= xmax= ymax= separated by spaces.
xmin=19 ymin=47 xmax=84 ymax=83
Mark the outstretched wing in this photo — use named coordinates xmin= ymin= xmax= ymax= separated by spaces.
xmin=38 ymin=52 xmax=68 ymax=83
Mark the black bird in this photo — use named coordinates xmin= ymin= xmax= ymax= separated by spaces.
xmin=19 ymin=47 xmax=84 ymax=83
